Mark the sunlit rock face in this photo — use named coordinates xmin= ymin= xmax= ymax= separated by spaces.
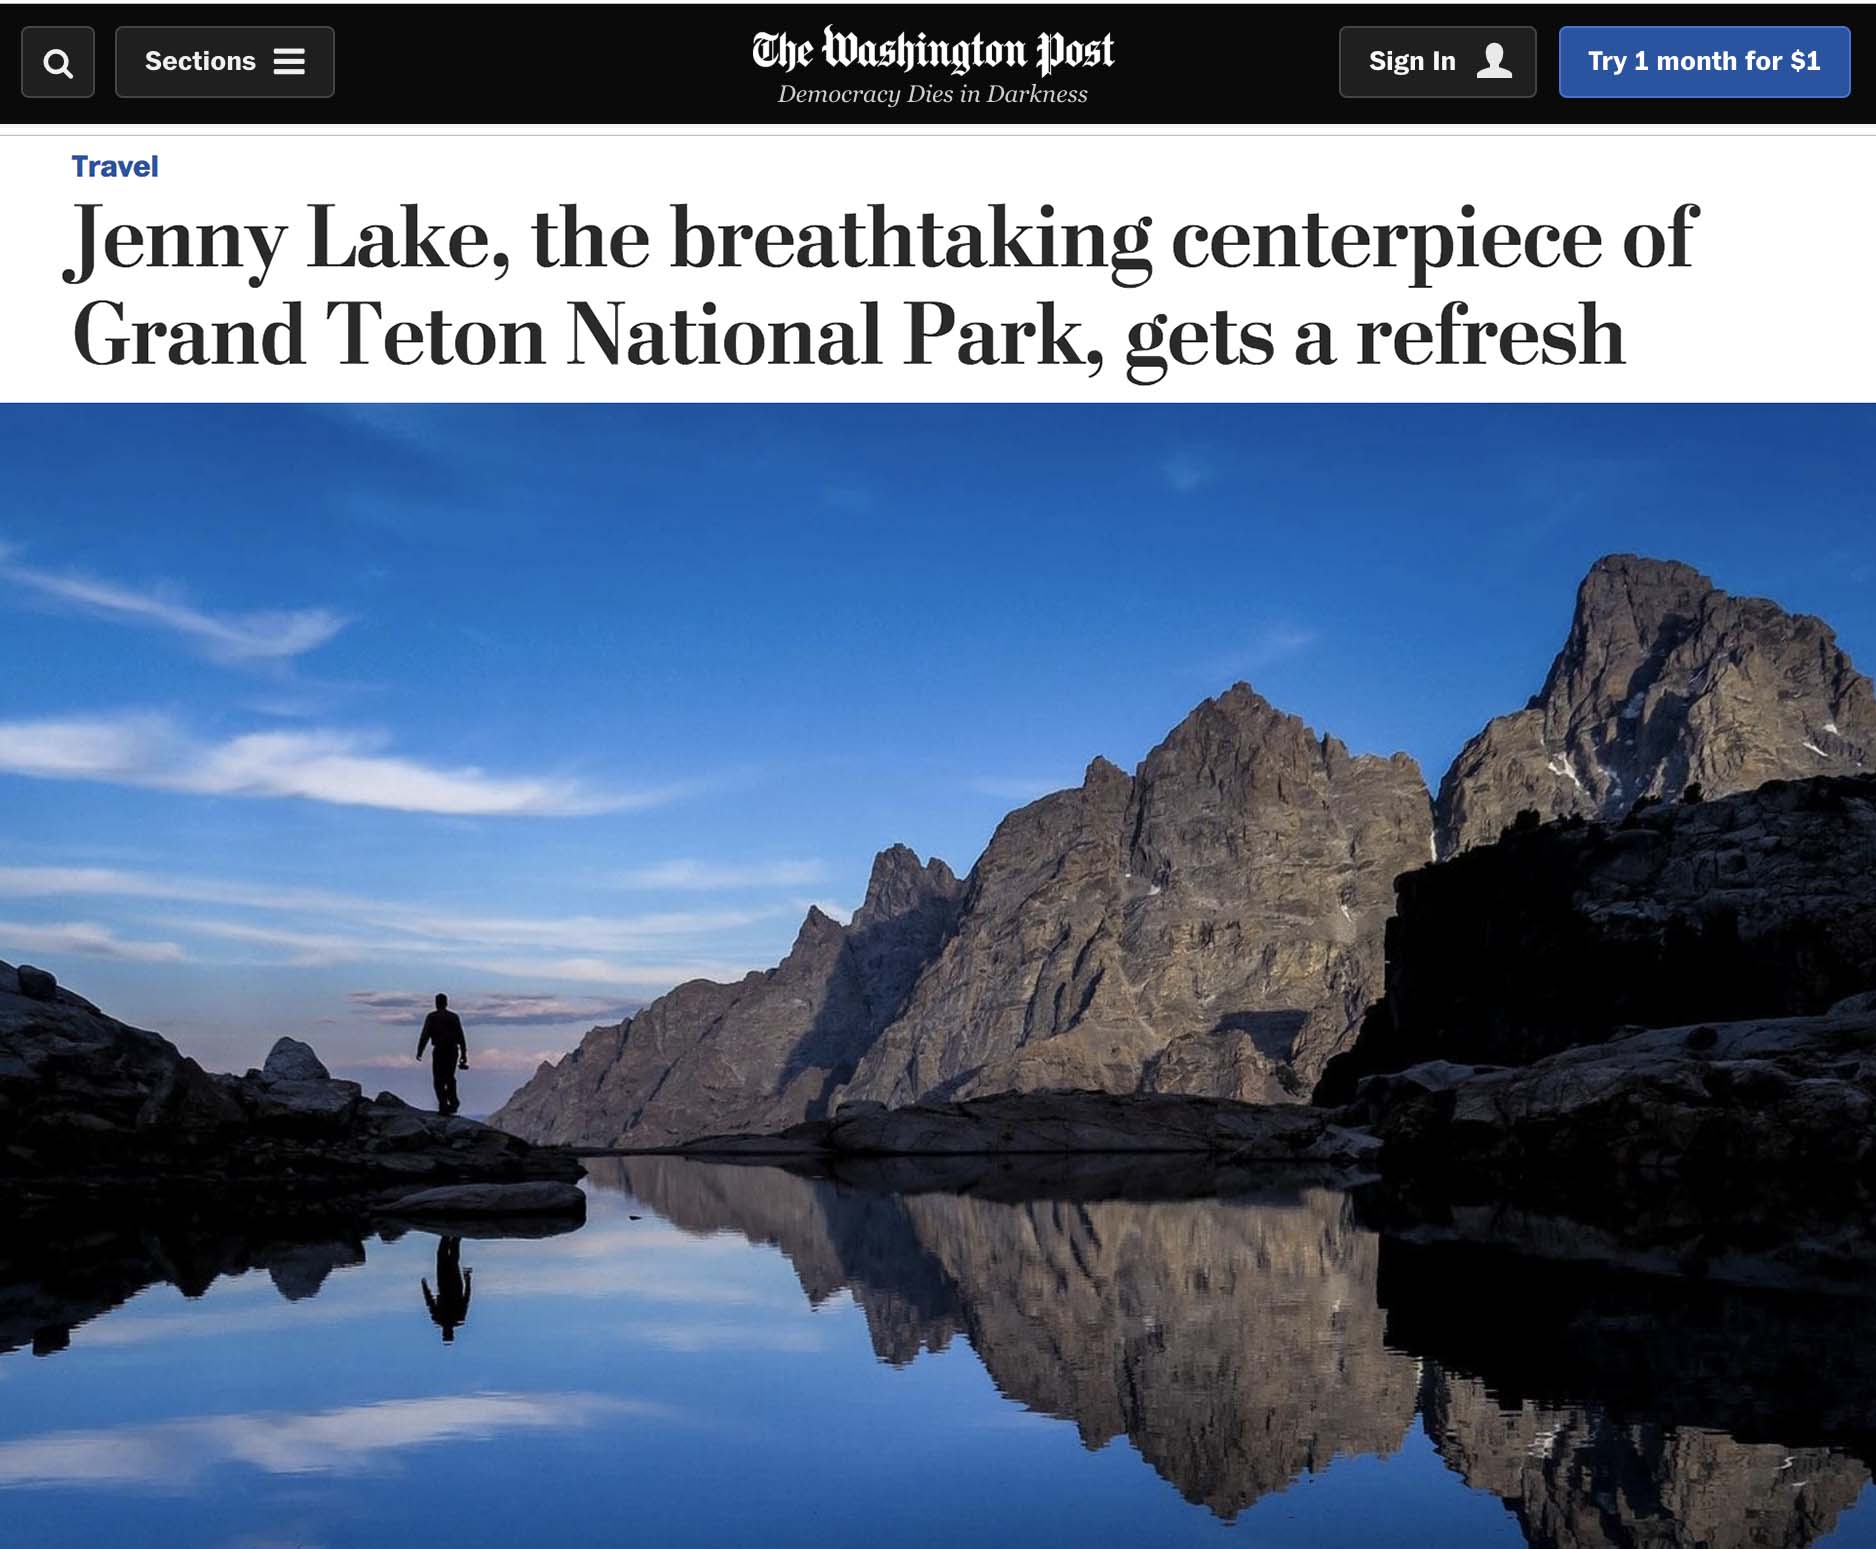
xmin=1423 ymin=1368 xmax=1869 ymax=1549
xmin=842 ymin=685 xmax=1432 ymax=1111
xmin=500 ymin=686 xmax=1430 ymax=1146
xmin=1436 ymin=554 xmax=1875 ymax=858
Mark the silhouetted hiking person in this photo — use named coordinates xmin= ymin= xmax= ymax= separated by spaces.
xmin=416 ymin=992 xmax=469 ymax=1115
xmin=422 ymin=1235 xmax=472 ymax=1343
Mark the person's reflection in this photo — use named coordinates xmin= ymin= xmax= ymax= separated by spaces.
xmin=421 ymin=1236 xmax=473 ymax=1343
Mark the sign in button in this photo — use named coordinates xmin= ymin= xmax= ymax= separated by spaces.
xmin=1559 ymin=26 xmax=1851 ymax=98
xmin=1340 ymin=27 xmax=1538 ymax=99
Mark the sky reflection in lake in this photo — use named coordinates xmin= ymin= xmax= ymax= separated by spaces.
xmin=3 ymin=1162 xmax=1875 ymax=1549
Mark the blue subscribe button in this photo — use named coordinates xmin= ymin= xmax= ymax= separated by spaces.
xmin=1560 ymin=26 xmax=1851 ymax=98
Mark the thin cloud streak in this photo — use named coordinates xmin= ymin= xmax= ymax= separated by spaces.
xmin=616 ymin=858 xmax=827 ymax=890
xmin=343 ymin=1046 xmax=577 ymax=1073
xmin=0 ymin=863 xmax=784 ymax=984
xmin=0 ymin=543 xmax=346 ymax=662
xmin=0 ymin=713 xmax=655 ymax=817
xmin=346 ymin=989 xmax=636 ymax=1027
xmin=477 ymin=956 xmax=757 ymax=989
xmin=1206 ymin=623 xmax=1321 ymax=679
xmin=0 ymin=919 xmax=184 ymax=963
xmin=969 ymin=775 xmax=1073 ymax=802
xmin=152 ymin=916 xmax=772 ymax=982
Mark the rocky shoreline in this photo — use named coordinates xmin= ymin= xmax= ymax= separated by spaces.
xmin=0 ymin=959 xmax=586 ymax=1219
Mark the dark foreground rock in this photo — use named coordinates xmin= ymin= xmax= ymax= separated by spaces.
xmin=0 ymin=1199 xmax=581 ymax=1359
xmin=0 ymin=963 xmax=583 ymax=1208
xmin=674 ymin=1088 xmax=1380 ymax=1165
xmin=1317 ymin=773 xmax=1876 ymax=1103
xmin=1350 ymin=998 xmax=1876 ymax=1201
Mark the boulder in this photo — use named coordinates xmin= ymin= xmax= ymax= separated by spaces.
xmin=382 ymin=1181 xmax=587 ymax=1217
xmin=261 ymin=1037 xmax=330 ymax=1083
xmin=135 ymin=1057 xmax=245 ymax=1133
xmin=685 ymin=1089 xmax=1381 ymax=1166
xmin=15 ymin=964 xmax=56 ymax=1002
xmin=241 ymin=1076 xmax=363 ymax=1133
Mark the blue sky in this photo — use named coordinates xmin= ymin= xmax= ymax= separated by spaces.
xmin=1 ymin=403 xmax=1871 ymax=1107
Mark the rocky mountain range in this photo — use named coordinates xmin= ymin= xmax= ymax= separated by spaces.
xmin=497 ymin=686 xmax=1432 ymax=1145
xmin=494 ymin=555 xmax=1876 ymax=1148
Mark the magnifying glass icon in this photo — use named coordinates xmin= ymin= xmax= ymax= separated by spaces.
xmin=43 ymin=48 xmax=73 ymax=79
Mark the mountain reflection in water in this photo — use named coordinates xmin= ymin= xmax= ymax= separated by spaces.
xmin=2 ymin=1159 xmax=1874 ymax=1548
xmin=592 ymin=1156 xmax=1876 ymax=1546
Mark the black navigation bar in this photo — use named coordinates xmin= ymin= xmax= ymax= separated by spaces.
xmin=6 ymin=4 xmax=1870 ymax=123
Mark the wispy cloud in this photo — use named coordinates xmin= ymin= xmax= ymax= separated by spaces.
xmin=0 ymin=919 xmax=184 ymax=963
xmin=623 ymin=1321 xmax=827 ymax=1354
xmin=156 ymin=916 xmax=769 ymax=980
xmin=476 ymin=956 xmax=752 ymax=989
xmin=616 ymin=858 xmax=827 ymax=891
xmin=0 ymin=863 xmax=780 ymax=986
xmin=1162 ymin=451 xmax=1216 ymax=494
xmin=0 ymin=713 xmax=649 ymax=817
xmin=346 ymin=989 xmax=635 ymax=1028
xmin=0 ymin=865 xmax=364 ymax=913
xmin=0 ymin=1392 xmax=656 ymax=1491
xmin=968 ymin=775 xmax=1071 ymax=802
xmin=0 ymin=543 xmax=345 ymax=663
xmin=1208 ymin=624 xmax=1320 ymax=679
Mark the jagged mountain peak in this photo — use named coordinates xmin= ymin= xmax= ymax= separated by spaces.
xmin=1149 ymin=682 xmax=1424 ymax=795
xmin=1438 ymin=555 xmax=1874 ymax=855
xmin=856 ymin=844 xmax=959 ymax=927
xmin=492 ymin=847 xmax=965 ymax=1148
xmin=838 ymin=685 xmax=1433 ymax=1112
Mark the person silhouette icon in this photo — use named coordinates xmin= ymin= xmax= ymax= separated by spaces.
xmin=1477 ymin=42 xmax=1514 ymax=79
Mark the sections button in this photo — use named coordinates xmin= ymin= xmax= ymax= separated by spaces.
xmin=1340 ymin=26 xmax=1538 ymax=99
xmin=115 ymin=26 xmax=334 ymax=98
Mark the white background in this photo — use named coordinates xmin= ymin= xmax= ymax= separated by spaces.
xmin=0 ymin=127 xmax=1869 ymax=400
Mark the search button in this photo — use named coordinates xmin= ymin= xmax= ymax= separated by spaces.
xmin=20 ymin=25 xmax=95 ymax=98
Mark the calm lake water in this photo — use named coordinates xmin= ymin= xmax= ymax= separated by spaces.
xmin=4 ymin=1158 xmax=1875 ymax=1549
